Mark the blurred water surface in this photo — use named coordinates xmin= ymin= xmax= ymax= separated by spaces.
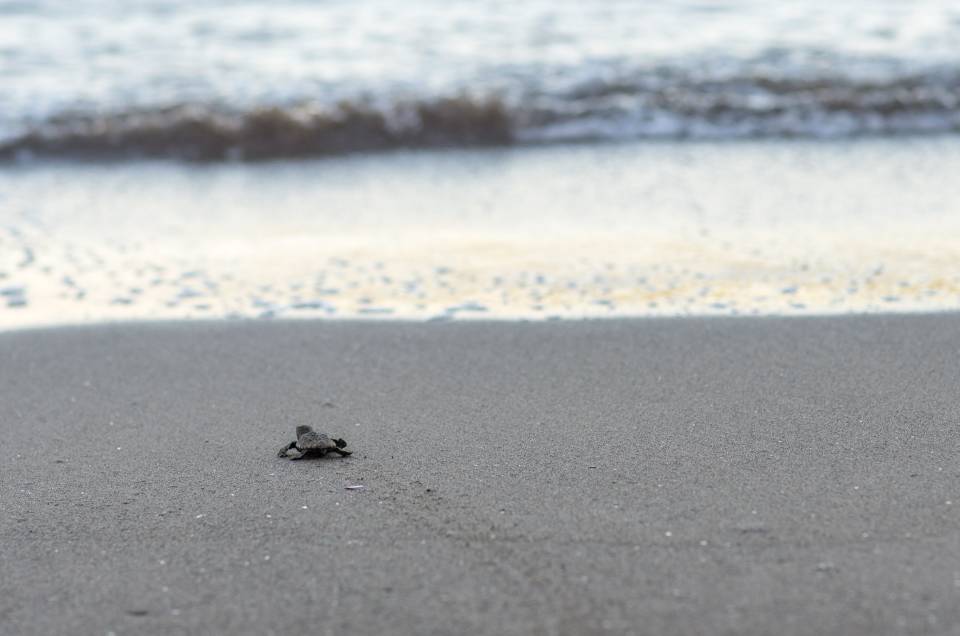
xmin=2 ymin=0 xmax=960 ymax=158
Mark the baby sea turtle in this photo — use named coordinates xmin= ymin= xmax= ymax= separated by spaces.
xmin=277 ymin=425 xmax=351 ymax=460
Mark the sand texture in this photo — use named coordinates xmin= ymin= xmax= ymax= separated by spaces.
xmin=2 ymin=316 xmax=960 ymax=635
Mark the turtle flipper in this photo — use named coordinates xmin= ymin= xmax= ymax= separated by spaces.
xmin=330 ymin=438 xmax=351 ymax=456
xmin=277 ymin=441 xmax=298 ymax=458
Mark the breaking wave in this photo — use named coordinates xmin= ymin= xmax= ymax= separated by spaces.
xmin=0 ymin=97 xmax=513 ymax=162
xmin=3 ymin=70 xmax=960 ymax=161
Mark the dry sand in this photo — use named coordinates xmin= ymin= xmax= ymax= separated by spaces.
xmin=2 ymin=316 xmax=959 ymax=635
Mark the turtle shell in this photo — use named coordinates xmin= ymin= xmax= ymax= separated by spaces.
xmin=296 ymin=429 xmax=337 ymax=451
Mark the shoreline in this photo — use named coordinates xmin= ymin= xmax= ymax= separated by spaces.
xmin=3 ymin=304 xmax=960 ymax=335
xmin=3 ymin=138 xmax=960 ymax=329
xmin=3 ymin=314 xmax=959 ymax=635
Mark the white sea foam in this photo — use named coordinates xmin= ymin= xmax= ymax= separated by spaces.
xmin=1 ymin=139 xmax=958 ymax=329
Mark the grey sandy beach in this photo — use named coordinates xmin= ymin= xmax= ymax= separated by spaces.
xmin=2 ymin=316 xmax=959 ymax=636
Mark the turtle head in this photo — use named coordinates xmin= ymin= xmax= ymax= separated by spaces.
xmin=295 ymin=425 xmax=313 ymax=438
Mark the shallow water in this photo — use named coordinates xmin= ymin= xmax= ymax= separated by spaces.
xmin=2 ymin=138 xmax=959 ymax=329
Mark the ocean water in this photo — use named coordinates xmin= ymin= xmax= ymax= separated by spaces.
xmin=3 ymin=0 xmax=960 ymax=158
xmin=1 ymin=1 xmax=959 ymax=328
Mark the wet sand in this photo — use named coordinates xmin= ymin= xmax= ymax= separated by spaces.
xmin=2 ymin=315 xmax=959 ymax=635
xmin=4 ymin=139 xmax=960 ymax=330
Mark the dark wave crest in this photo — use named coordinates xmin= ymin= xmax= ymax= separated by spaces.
xmin=0 ymin=97 xmax=513 ymax=161
xmin=3 ymin=70 xmax=960 ymax=161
